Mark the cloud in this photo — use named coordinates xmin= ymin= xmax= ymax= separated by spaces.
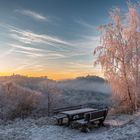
xmin=10 ymin=44 xmax=43 ymax=52
xmin=0 ymin=23 xmax=74 ymax=59
xmin=8 ymin=43 xmax=45 ymax=58
xmin=5 ymin=25 xmax=100 ymax=61
xmin=70 ymin=35 xmax=100 ymax=55
xmin=0 ymin=23 xmax=101 ymax=75
xmin=12 ymin=61 xmax=39 ymax=72
xmin=75 ymin=19 xmax=96 ymax=30
xmin=8 ymin=43 xmax=43 ymax=57
xmin=0 ymin=47 xmax=15 ymax=58
xmin=9 ymin=43 xmax=66 ymax=59
xmin=46 ymin=53 xmax=65 ymax=59
xmin=9 ymin=27 xmax=71 ymax=47
xmin=14 ymin=50 xmax=44 ymax=57
xmin=15 ymin=9 xmax=47 ymax=21
xmin=66 ymin=62 xmax=93 ymax=69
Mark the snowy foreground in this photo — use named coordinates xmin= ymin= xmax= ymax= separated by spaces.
xmin=0 ymin=112 xmax=140 ymax=140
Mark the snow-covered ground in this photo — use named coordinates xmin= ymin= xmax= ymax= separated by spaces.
xmin=0 ymin=111 xmax=140 ymax=140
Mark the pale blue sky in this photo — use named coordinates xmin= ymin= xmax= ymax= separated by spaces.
xmin=0 ymin=0 xmax=132 ymax=79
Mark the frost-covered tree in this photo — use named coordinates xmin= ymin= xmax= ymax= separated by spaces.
xmin=0 ymin=82 xmax=42 ymax=119
xmin=94 ymin=2 xmax=140 ymax=112
xmin=39 ymin=80 xmax=61 ymax=116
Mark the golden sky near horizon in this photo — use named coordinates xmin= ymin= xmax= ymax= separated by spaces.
xmin=0 ymin=68 xmax=104 ymax=80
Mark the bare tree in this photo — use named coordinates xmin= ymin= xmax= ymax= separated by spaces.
xmin=94 ymin=2 xmax=140 ymax=112
xmin=39 ymin=80 xmax=60 ymax=116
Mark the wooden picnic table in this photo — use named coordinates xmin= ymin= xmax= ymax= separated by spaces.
xmin=61 ymin=108 xmax=97 ymax=126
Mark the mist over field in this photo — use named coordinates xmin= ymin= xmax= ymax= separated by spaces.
xmin=58 ymin=77 xmax=111 ymax=94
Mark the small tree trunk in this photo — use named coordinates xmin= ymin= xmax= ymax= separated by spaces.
xmin=47 ymin=92 xmax=51 ymax=117
xmin=121 ymin=43 xmax=135 ymax=112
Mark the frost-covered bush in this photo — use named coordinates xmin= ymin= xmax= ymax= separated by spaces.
xmin=0 ymin=82 xmax=42 ymax=120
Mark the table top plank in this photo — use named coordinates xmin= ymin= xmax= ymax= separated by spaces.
xmin=61 ymin=108 xmax=97 ymax=116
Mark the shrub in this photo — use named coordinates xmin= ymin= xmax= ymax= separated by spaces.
xmin=0 ymin=82 xmax=42 ymax=120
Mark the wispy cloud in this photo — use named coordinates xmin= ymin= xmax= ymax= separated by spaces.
xmin=9 ymin=43 xmax=66 ymax=59
xmin=46 ymin=53 xmax=65 ymax=59
xmin=0 ymin=47 xmax=15 ymax=58
xmin=9 ymin=27 xmax=71 ymax=47
xmin=15 ymin=9 xmax=47 ymax=21
xmin=14 ymin=50 xmax=44 ymax=57
xmin=3 ymin=24 xmax=99 ymax=60
xmin=12 ymin=61 xmax=39 ymax=72
xmin=0 ymin=22 xmax=100 ymax=76
xmin=67 ymin=62 xmax=94 ymax=69
xmin=8 ymin=43 xmax=45 ymax=58
xmin=0 ymin=23 xmax=79 ymax=51
xmin=70 ymin=35 xmax=100 ymax=54
xmin=75 ymin=19 xmax=96 ymax=30
xmin=10 ymin=44 xmax=43 ymax=52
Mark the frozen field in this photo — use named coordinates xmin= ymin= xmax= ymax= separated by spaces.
xmin=0 ymin=111 xmax=140 ymax=140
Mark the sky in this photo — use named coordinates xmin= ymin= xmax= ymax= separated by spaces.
xmin=0 ymin=0 xmax=132 ymax=80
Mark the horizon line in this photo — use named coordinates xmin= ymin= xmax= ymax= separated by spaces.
xmin=0 ymin=73 xmax=104 ymax=81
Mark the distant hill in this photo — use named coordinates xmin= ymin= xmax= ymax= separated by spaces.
xmin=0 ymin=75 xmax=53 ymax=91
xmin=58 ymin=75 xmax=106 ymax=84
xmin=57 ymin=75 xmax=111 ymax=94
xmin=76 ymin=75 xmax=105 ymax=83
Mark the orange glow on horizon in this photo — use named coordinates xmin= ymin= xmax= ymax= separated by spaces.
xmin=0 ymin=70 xmax=104 ymax=80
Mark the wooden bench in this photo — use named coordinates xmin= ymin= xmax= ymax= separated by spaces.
xmin=75 ymin=108 xmax=108 ymax=132
xmin=52 ymin=105 xmax=83 ymax=125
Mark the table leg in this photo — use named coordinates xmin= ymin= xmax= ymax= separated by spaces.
xmin=67 ymin=116 xmax=73 ymax=126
